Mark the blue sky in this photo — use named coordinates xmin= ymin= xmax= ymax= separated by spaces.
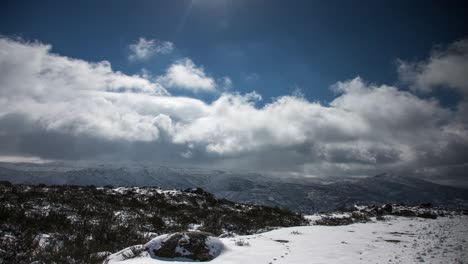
xmin=1 ymin=0 xmax=468 ymax=185
xmin=2 ymin=0 xmax=467 ymax=104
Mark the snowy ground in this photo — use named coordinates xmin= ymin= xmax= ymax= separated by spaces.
xmin=108 ymin=215 xmax=468 ymax=264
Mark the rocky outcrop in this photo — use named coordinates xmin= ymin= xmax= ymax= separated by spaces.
xmin=145 ymin=231 xmax=223 ymax=261
xmin=314 ymin=204 xmax=456 ymax=226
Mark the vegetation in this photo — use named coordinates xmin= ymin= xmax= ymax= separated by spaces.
xmin=0 ymin=182 xmax=306 ymax=263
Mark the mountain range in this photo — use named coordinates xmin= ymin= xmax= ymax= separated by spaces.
xmin=1 ymin=162 xmax=467 ymax=213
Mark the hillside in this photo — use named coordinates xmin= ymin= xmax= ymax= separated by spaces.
xmin=0 ymin=182 xmax=305 ymax=264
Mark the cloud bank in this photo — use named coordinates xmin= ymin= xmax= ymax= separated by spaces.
xmin=0 ymin=36 xmax=467 ymax=184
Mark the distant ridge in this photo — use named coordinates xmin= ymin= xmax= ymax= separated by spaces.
xmin=0 ymin=162 xmax=467 ymax=213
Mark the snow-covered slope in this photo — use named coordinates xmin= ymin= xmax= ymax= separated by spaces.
xmin=107 ymin=215 xmax=468 ymax=264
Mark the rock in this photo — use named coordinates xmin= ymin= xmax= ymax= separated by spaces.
xmin=351 ymin=211 xmax=370 ymax=222
xmin=274 ymin=239 xmax=289 ymax=243
xmin=417 ymin=211 xmax=437 ymax=219
xmin=382 ymin=204 xmax=393 ymax=213
xmin=315 ymin=216 xmax=355 ymax=226
xmin=419 ymin=203 xmax=432 ymax=208
xmin=394 ymin=209 xmax=417 ymax=217
xmin=145 ymin=231 xmax=223 ymax=261
xmin=183 ymin=187 xmax=213 ymax=197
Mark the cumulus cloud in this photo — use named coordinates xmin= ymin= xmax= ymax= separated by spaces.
xmin=396 ymin=39 xmax=468 ymax=184
xmin=128 ymin=37 xmax=174 ymax=61
xmin=1 ymin=36 xmax=467 ymax=184
xmin=0 ymin=38 xmax=168 ymax=98
xmin=0 ymin=37 xmax=168 ymax=142
xmin=158 ymin=58 xmax=217 ymax=92
xmin=398 ymin=39 xmax=468 ymax=94
xmin=170 ymin=78 xmax=452 ymax=174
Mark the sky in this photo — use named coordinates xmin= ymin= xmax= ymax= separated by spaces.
xmin=0 ymin=0 xmax=467 ymax=185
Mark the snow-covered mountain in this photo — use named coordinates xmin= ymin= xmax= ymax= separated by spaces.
xmin=1 ymin=162 xmax=467 ymax=213
xmin=202 ymin=172 xmax=468 ymax=213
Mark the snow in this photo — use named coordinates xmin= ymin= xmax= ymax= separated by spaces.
xmin=104 ymin=245 xmax=145 ymax=263
xmin=187 ymin=223 xmax=202 ymax=231
xmin=106 ymin=215 xmax=468 ymax=264
xmin=205 ymin=237 xmax=223 ymax=257
xmin=175 ymin=245 xmax=193 ymax=256
xmin=145 ymin=234 xmax=168 ymax=255
xmin=34 ymin=233 xmax=51 ymax=248
xmin=305 ymin=212 xmax=352 ymax=223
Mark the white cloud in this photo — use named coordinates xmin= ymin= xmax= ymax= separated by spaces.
xmin=0 ymin=37 xmax=168 ymax=141
xmin=243 ymin=72 xmax=260 ymax=83
xmin=181 ymin=150 xmax=193 ymax=159
xmin=171 ymin=78 xmax=450 ymax=163
xmin=0 ymin=36 xmax=467 ymax=183
xmin=398 ymin=39 xmax=468 ymax=95
xmin=396 ymin=39 xmax=468 ymax=182
xmin=128 ymin=37 xmax=174 ymax=61
xmin=219 ymin=77 xmax=233 ymax=91
xmin=158 ymin=58 xmax=217 ymax=92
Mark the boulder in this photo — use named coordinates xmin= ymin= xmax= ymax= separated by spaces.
xmin=382 ymin=204 xmax=393 ymax=213
xmin=417 ymin=211 xmax=437 ymax=219
xmin=145 ymin=231 xmax=223 ymax=261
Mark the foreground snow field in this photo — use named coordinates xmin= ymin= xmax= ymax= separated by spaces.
xmin=107 ymin=215 xmax=468 ymax=264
